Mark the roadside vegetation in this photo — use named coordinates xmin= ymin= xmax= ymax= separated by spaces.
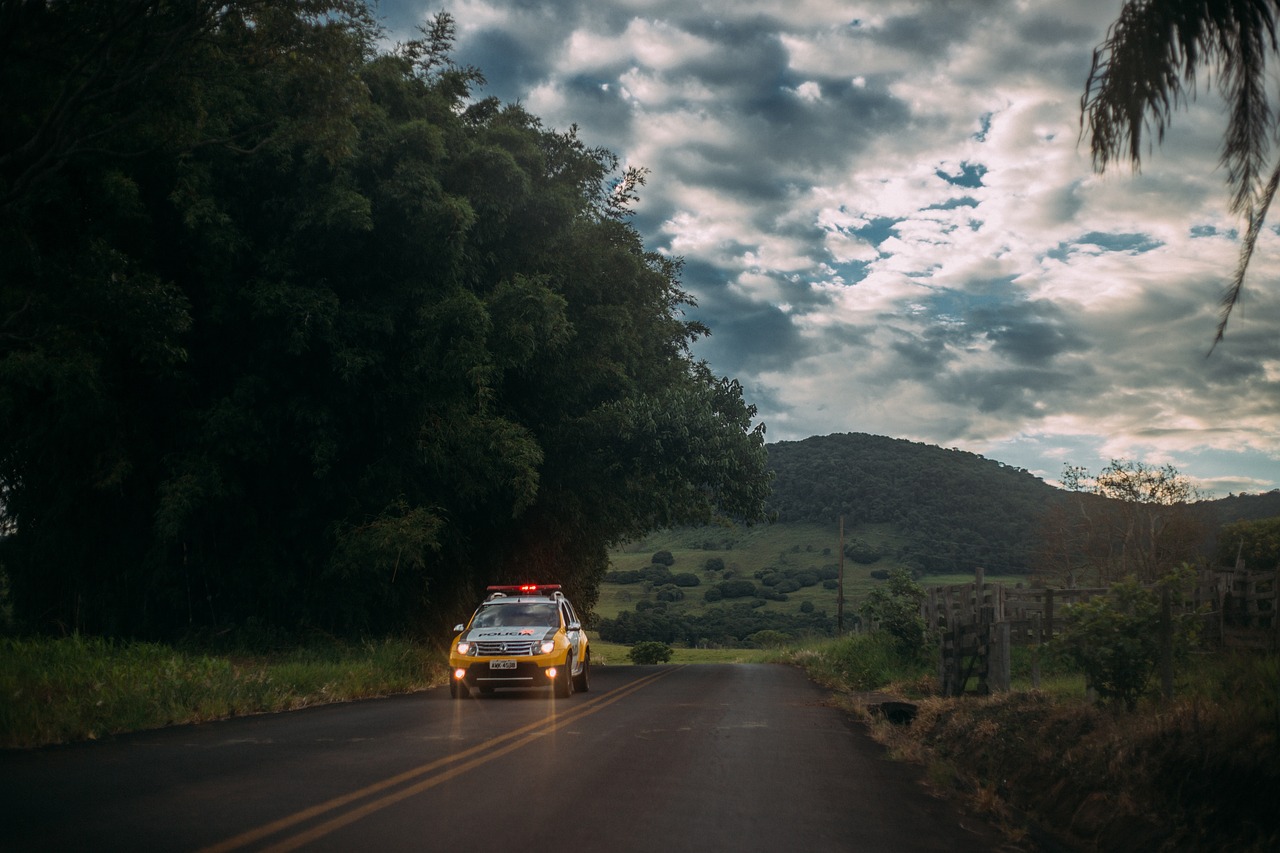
xmin=782 ymin=572 xmax=1280 ymax=852
xmin=0 ymin=634 xmax=443 ymax=749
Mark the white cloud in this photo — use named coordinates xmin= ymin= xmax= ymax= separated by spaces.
xmin=378 ymin=0 xmax=1280 ymax=496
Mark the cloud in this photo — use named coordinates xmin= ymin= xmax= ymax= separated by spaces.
xmin=375 ymin=0 xmax=1280 ymax=497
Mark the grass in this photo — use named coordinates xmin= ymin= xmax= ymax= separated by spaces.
xmin=785 ymin=634 xmax=1280 ymax=851
xmin=601 ymin=523 xmax=1022 ymax=632
xmin=0 ymin=634 xmax=444 ymax=749
xmin=589 ymin=639 xmax=772 ymax=665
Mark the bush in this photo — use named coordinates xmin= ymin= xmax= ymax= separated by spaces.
xmin=671 ymin=572 xmax=701 ymax=587
xmin=651 ymin=550 xmax=675 ymax=566
xmin=1051 ymin=569 xmax=1202 ymax=710
xmin=655 ymin=584 xmax=684 ymax=603
xmin=704 ymin=557 xmax=725 ymax=572
xmin=605 ymin=569 xmax=645 ymax=584
xmin=800 ymin=600 xmax=815 ymax=613
xmin=628 ymin=641 xmax=673 ymax=665
xmin=861 ymin=568 xmax=927 ymax=655
xmin=641 ymin=566 xmax=674 ymax=585
xmin=747 ymin=630 xmax=792 ymax=648
xmin=703 ymin=587 xmax=723 ymax=602
xmin=716 ymin=578 xmax=758 ymax=599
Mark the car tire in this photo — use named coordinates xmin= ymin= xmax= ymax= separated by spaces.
xmin=554 ymin=655 xmax=574 ymax=698
xmin=572 ymin=651 xmax=590 ymax=693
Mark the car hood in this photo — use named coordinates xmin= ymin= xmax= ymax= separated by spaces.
xmin=465 ymin=627 xmax=556 ymax=640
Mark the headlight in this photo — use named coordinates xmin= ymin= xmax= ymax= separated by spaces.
xmin=540 ymin=640 xmax=556 ymax=655
xmin=456 ymin=641 xmax=472 ymax=655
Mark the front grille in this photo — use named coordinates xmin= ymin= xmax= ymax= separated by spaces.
xmin=475 ymin=640 xmax=538 ymax=656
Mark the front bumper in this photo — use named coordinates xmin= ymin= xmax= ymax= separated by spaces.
xmin=449 ymin=653 xmax=567 ymax=690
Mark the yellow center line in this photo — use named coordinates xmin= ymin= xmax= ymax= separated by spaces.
xmin=197 ymin=666 xmax=683 ymax=853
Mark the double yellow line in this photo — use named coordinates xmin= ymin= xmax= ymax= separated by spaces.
xmin=198 ymin=666 xmax=681 ymax=853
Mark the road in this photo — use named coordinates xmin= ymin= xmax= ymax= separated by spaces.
xmin=0 ymin=664 xmax=1022 ymax=852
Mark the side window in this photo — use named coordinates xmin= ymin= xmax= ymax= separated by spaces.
xmin=560 ymin=602 xmax=572 ymax=628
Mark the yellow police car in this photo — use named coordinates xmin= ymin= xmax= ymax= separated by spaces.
xmin=449 ymin=584 xmax=590 ymax=699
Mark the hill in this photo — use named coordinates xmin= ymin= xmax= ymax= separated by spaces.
xmin=596 ymin=433 xmax=1280 ymax=645
xmin=765 ymin=433 xmax=1064 ymax=576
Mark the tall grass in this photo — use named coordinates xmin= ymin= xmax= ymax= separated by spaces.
xmin=786 ymin=632 xmax=932 ymax=693
xmin=0 ymin=635 xmax=441 ymax=749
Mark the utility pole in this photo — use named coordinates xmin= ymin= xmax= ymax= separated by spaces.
xmin=837 ymin=516 xmax=845 ymax=634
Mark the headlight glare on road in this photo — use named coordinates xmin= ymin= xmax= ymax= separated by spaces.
xmin=540 ymin=640 xmax=555 ymax=655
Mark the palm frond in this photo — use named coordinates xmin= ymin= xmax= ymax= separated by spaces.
xmin=1085 ymin=0 xmax=1280 ymax=345
xmin=1210 ymin=156 xmax=1280 ymax=351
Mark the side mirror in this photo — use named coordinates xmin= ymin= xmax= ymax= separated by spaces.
xmin=452 ymin=623 xmax=465 ymax=633
xmin=567 ymin=621 xmax=581 ymax=632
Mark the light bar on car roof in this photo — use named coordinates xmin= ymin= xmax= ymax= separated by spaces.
xmin=486 ymin=583 xmax=561 ymax=595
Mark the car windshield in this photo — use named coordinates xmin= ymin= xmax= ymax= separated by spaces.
xmin=470 ymin=602 xmax=559 ymax=628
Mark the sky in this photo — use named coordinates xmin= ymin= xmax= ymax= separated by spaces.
xmin=373 ymin=0 xmax=1280 ymax=498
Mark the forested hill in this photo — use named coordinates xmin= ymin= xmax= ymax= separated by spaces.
xmin=763 ymin=433 xmax=1280 ymax=577
xmin=764 ymin=433 xmax=1067 ymax=576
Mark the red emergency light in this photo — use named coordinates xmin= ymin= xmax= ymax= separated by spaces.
xmin=486 ymin=583 xmax=561 ymax=595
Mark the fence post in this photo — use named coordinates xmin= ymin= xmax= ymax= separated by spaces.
xmin=989 ymin=621 xmax=1011 ymax=693
xmin=1031 ymin=612 xmax=1042 ymax=690
xmin=1159 ymin=585 xmax=1174 ymax=701
xmin=1045 ymin=588 xmax=1055 ymax=640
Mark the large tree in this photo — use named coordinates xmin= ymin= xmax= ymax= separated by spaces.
xmin=1040 ymin=460 xmax=1206 ymax=585
xmin=0 ymin=3 xmax=770 ymax=638
xmin=1083 ymin=0 xmax=1280 ymax=348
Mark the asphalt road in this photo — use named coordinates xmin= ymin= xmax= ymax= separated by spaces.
xmin=0 ymin=664 xmax=1021 ymax=852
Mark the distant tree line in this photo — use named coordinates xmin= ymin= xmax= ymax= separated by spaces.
xmin=0 ymin=3 xmax=770 ymax=638
xmin=597 ymin=601 xmax=834 ymax=646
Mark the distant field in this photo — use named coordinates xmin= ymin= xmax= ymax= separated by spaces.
xmin=597 ymin=522 xmax=1024 ymax=629
xmin=588 ymin=640 xmax=772 ymax=665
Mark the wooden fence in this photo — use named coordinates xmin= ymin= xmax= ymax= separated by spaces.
xmin=923 ymin=567 xmax=1279 ymax=696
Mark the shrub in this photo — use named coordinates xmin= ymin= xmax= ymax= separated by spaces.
xmin=800 ymin=600 xmax=815 ymax=613
xmin=1051 ymin=568 xmax=1202 ymax=710
xmin=704 ymin=557 xmax=725 ymax=572
xmin=703 ymin=587 xmax=723 ymax=602
xmin=716 ymin=578 xmax=758 ymax=599
xmin=628 ymin=641 xmax=673 ymax=665
xmin=641 ymin=566 xmax=674 ymax=585
xmin=655 ymin=584 xmax=684 ymax=603
xmin=651 ymin=550 xmax=675 ymax=566
xmin=747 ymin=630 xmax=792 ymax=648
xmin=861 ymin=568 xmax=927 ymax=655
xmin=775 ymin=579 xmax=800 ymax=594
xmin=671 ymin=572 xmax=701 ymax=588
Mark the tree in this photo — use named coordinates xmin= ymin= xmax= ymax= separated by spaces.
xmin=0 ymin=6 xmax=771 ymax=638
xmin=860 ymin=568 xmax=926 ymax=655
xmin=1044 ymin=461 xmax=1206 ymax=585
xmin=1083 ymin=0 xmax=1280 ymax=347
xmin=1216 ymin=515 xmax=1280 ymax=569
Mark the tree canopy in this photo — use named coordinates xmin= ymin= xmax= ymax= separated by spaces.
xmin=1083 ymin=0 xmax=1280 ymax=347
xmin=0 ymin=2 xmax=770 ymax=638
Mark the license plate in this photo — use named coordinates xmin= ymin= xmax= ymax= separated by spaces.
xmin=489 ymin=660 xmax=517 ymax=670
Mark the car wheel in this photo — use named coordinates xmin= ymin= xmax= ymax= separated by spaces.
xmin=554 ymin=655 xmax=574 ymax=698
xmin=572 ymin=651 xmax=590 ymax=693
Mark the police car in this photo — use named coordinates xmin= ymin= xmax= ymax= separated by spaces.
xmin=449 ymin=584 xmax=590 ymax=699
